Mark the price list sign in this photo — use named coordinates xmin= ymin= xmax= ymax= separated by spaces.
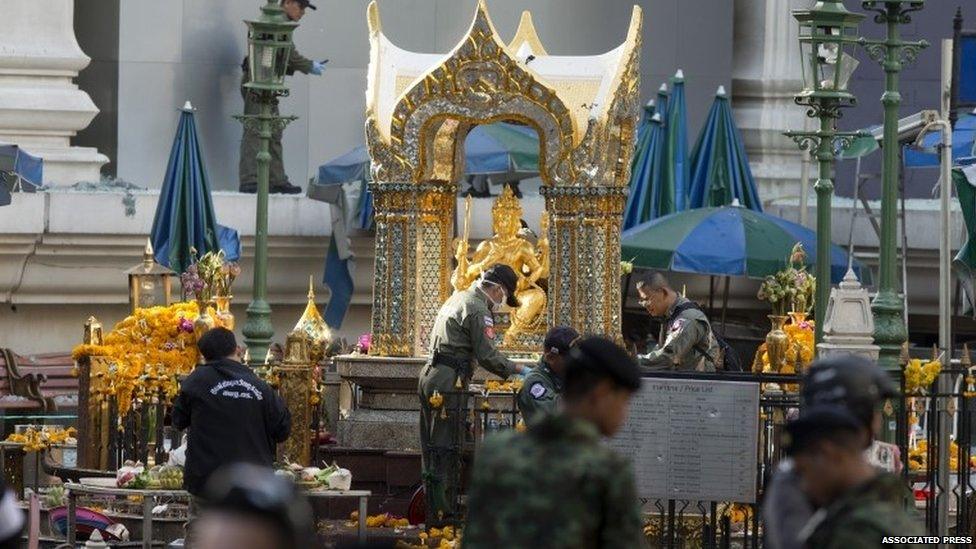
xmin=608 ymin=377 xmax=760 ymax=503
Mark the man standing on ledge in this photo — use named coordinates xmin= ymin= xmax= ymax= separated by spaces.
xmin=635 ymin=271 xmax=719 ymax=371
xmin=239 ymin=0 xmax=326 ymax=195
xmin=419 ymin=264 xmax=531 ymax=525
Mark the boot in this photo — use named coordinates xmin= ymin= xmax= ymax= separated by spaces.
xmin=270 ymin=182 xmax=303 ymax=195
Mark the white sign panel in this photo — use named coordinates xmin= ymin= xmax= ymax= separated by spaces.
xmin=609 ymin=377 xmax=760 ymax=503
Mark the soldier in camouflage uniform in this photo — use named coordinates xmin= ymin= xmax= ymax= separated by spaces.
xmin=764 ymin=355 xmax=914 ymax=549
xmin=784 ymin=405 xmax=924 ymax=548
xmin=419 ymin=264 xmax=529 ymax=525
xmin=239 ymin=0 xmax=325 ymax=194
xmin=635 ymin=272 xmax=719 ymax=371
xmin=465 ymin=336 xmax=646 ymax=548
xmin=516 ymin=326 xmax=579 ymax=425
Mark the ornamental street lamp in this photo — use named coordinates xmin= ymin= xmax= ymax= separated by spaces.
xmin=125 ymin=239 xmax=176 ymax=313
xmin=787 ymin=0 xmax=866 ymax=347
xmin=859 ymin=1 xmax=928 ymax=376
xmin=237 ymin=1 xmax=298 ymax=365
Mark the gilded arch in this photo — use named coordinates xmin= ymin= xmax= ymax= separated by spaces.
xmin=364 ymin=0 xmax=642 ymax=356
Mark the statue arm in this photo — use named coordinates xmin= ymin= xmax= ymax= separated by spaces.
xmin=520 ymin=245 xmax=544 ymax=285
xmin=465 ymin=242 xmax=491 ymax=280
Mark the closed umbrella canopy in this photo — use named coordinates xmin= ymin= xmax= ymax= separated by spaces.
xmin=623 ymin=105 xmax=666 ymax=229
xmin=151 ymin=103 xmax=240 ymax=273
xmin=688 ymin=87 xmax=762 ymax=211
xmin=662 ymin=70 xmax=690 ymax=213
xmin=621 ymin=206 xmax=869 ymax=284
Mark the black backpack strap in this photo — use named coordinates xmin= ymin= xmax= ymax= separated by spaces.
xmin=668 ymin=301 xmax=724 ymax=370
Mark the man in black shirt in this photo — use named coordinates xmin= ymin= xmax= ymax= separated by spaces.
xmin=173 ymin=328 xmax=291 ymax=497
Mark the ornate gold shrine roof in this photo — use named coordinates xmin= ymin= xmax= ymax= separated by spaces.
xmin=365 ymin=0 xmax=642 ymax=147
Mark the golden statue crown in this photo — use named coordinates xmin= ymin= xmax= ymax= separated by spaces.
xmin=492 ymin=185 xmax=522 ymax=218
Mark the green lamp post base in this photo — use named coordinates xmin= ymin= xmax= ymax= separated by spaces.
xmin=243 ymin=298 xmax=274 ymax=366
xmin=871 ymin=289 xmax=908 ymax=371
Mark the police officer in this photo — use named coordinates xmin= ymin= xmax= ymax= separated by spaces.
xmin=635 ymin=271 xmax=719 ymax=371
xmin=464 ymin=336 xmax=646 ymax=548
xmin=239 ymin=0 xmax=326 ymax=194
xmin=763 ymin=355 xmax=915 ymax=549
xmin=516 ymin=325 xmax=579 ymax=425
xmin=784 ymin=404 xmax=924 ymax=547
xmin=419 ymin=264 xmax=530 ymax=524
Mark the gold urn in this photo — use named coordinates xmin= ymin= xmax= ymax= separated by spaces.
xmin=293 ymin=276 xmax=334 ymax=363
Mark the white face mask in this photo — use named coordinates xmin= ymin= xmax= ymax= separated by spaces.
xmin=481 ymin=280 xmax=506 ymax=312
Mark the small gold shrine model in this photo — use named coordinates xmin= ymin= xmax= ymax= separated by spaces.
xmin=363 ymin=0 xmax=642 ymax=356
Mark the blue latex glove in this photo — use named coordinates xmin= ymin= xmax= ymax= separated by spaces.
xmin=311 ymin=61 xmax=326 ymax=75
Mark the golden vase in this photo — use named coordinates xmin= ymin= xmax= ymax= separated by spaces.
xmin=765 ymin=315 xmax=789 ymax=373
xmin=193 ymin=299 xmax=216 ymax=340
xmin=214 ymin=295 xmax=235 ymax=331
xmin=788 ymin=311 xmax=808 ymax=327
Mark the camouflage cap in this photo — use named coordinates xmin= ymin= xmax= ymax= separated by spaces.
xmin=783 ymin=404 xmax=865 ymax=456
xmin=801 ymin=354 xmax=898 ymax=428
xmin=566 ymin=336 xmax=641 ymax=391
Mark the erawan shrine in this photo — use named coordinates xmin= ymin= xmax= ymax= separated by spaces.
xmin=1 ymin=0 xmax=976 ymax=546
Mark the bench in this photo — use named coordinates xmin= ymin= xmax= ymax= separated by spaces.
xmin=15 ymin=352 xmax=78 ymax=410
xmin=0 ymin=348 xmax=48 ymax=411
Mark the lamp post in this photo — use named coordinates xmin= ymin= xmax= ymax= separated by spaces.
xmin=786 ymin=0 xmax=866 ymax=347
xmin=859 ymin=1 xmax=928 ymax=375
xmin=237 ymin=1 xmax=298 ymax=365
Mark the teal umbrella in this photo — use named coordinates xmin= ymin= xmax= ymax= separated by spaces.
xmin=623 ymin=107 xmax=665 ymax=229
xmin=621 ymin=206 xmax=868 ymax=284
xmin=151 ymin=102 xmax=240 ymax=273
xmin=688 ymin=86 xmax=762 ymax=211
xmin=661 ymin=70 xmax=690 ymax=212
xmin=622 ymin=85 xmax=673 ymax=229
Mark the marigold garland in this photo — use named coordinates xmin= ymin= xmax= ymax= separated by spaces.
xmin=904 ymin=359 xmax=941 ymax=394
xmin=71 ymin=302 xmax=201 ymax=420
xmin=5 ymin=426 xmax=77 ymax=452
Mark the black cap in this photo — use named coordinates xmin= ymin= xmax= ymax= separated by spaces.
xmin=783 ymin=404 xmax=865 ymax=456
xmin=483 ymin=264 xmax=520 ymax=308
xmin=294 ymin=0 xmax=317 ymax=9
xmin=801 ymin=354 xmax=898 ymax=428
xmin=544 ymin=326 xmax=580 ymax=355
xmin=566 ymin=336 xmax=641 ymax=392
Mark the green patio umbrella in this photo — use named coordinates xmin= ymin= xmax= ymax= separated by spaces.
xmin=661 ymin=70 xmax=690 ymax=212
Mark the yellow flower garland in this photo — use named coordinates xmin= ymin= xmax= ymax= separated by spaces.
xmin=71 ymin=302 xmax=201 ymax=420
xmin=6 ymin=426 xmax=77 ymax=453
xmin=904 ymin=359 xmax=941 ymax=394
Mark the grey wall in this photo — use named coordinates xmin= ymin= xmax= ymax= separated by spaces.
xmin=75 ymin=0 xmax=732 ymax=191
xmin=74 ymin=0 xmax=120 ymax=178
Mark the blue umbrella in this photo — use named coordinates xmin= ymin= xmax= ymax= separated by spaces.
xmin=904 ymin=111 xmax=976 ymax=167
xmin=662 ymin=70 xmax=690 ymax=212
xmin=0 ymin=143 xmax=42 ymax=207
xmin=623 ymin=108 xmax=666 ymax=229
xmin=315 ymin=122 xmax=540 ymax=187
xmin=688 ymin=86 xmax=762 ymax=211
xmin=621 ymin=206 xmax=868 ymax=284
xmin=151 ymin=102 xmax=240 ymax=273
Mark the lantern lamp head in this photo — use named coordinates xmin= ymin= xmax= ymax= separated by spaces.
xmin=125 ymin=240 xmax=176 ymax=313
xmin=244 ymin=1 xmax=299 ymax=95
xmin=793 ymin=0 xmax=864 ymax=113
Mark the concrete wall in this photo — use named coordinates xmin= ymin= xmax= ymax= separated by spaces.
xmin=74 ymin=0 xmax=732 ymax=191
